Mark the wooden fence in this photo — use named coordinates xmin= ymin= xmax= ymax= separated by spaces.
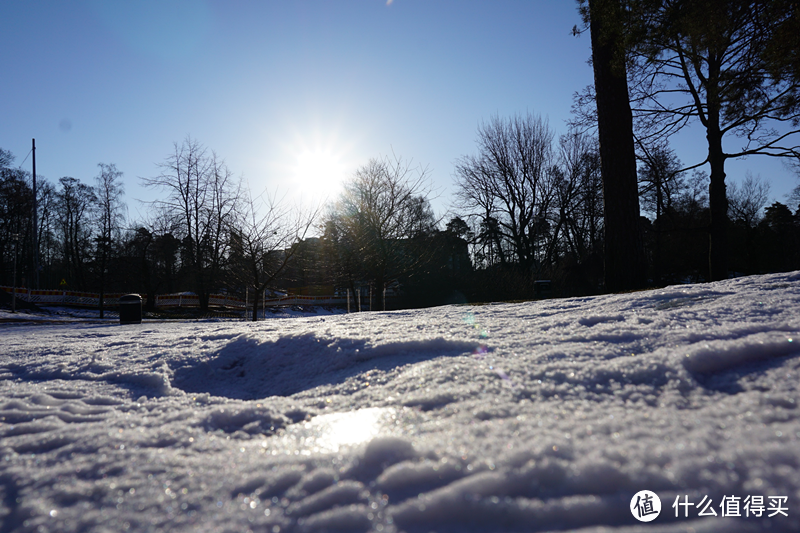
xmin=0 ymin=287 xmax=347 ymax=309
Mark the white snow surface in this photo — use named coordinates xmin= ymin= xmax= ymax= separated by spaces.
xmin=2 ymin=272 xmax=800 ymax=532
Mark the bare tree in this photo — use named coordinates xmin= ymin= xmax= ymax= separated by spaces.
xmin=35 ymin=179 xmax=57 ymax=288
xmin=555 ymin=131 xmax=604 ymax=268
xmin=1 ymin=151 xmax=34 ymax=286
xmin=791 ymin=187 xmax=800 ymax=211
xmin=232 ymin=190 xmax=319 ymax=321
xmin=56 ymin=177 xmax=96 ymax=290
xmin=321 ymin=213 xmax=363 ymax=306
xmin=728 ymin=172 xmax=770 ymax=228
xmin=788 ymin=159 xmax=800 ymax=209
xmin=142 ymin=137 xmax=241 ymax=311
xmin=454 ymin=112 xmax=558 ymax=276
xmin=94 ymin=163 xmax=126 ymax=317
xmin=637 ymin=143 xmax=683 ymax=284
xmin=638 ymin=144 xmax=682 ymax=220
xmin=327 ymin=154 xmax=435 ymax=310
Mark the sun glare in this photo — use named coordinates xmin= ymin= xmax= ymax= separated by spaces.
xmin=272 ymin=120 xmax=359 ymax=203
xmin=292 ymin=147 xmax=346 ymax=198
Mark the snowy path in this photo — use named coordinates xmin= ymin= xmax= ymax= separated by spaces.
xmin=1 ymin=272 xmax=799 ymax=532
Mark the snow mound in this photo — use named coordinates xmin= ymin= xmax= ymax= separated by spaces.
xmin=681 ymin=333 xmax=798 ymax=374
xmin=171 ymin=333 xmax=481 ymax=399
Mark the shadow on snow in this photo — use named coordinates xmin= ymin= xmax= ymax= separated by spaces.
xmin=170 ymin=333 xmax=481 ymax=400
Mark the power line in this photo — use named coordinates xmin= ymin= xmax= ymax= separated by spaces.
xmin=18 ymin=148 xmax=33 ymax=169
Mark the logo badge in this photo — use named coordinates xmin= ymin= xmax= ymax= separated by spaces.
xmin=631 ymin=490 xmax=661 ymax=522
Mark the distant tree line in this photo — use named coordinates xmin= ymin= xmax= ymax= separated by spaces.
xmin=0 ymin=141 xmax=471 ymax=317
xmin=3 ymin=129 xmax=797 ymax=315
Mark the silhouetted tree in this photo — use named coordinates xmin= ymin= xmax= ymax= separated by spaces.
xmin=56 ymin=177 xmax=96 ymax=290
xmin=791 ymin=181 xmax=800 ymax=210
xmin=637 ymin=144 xmax=683 ymax=284
xmin=94 ymin=163 xmax=126 ymax=317
xmin=656 ymin=170 xmax=710 ymax=282
xmin=758 ymin=201 xmax=799 ymax=272
xmin=231 ymin=191 xmax=318 ymax=321
xmin=454 ymin=112 xmax=558 ymax=278
xmin=583 ymin=0 xmax=648 ymax=292
xmin=628 ymin=0 xmax=800 ymax=280
xmin=728 ymin=173 xmax=770 ymax=229
xmin=142 ymin=137 xmax=241 ymax=311
xmin=1 ymin=150 xmax=34 ymax=287
xmin=726 ymin=173 xmax=770 ymax=274
xmin=639 ymin=145 xmax=682 ymax=219
xmin=321 ymin=216 xmax=363 ymax=307
xmin=34 ymin=179 xmax=57 ymax=289
xmin=553 ymin=131 xmax=605 ymax=292
xmin=121 ymin=213 xmax=183 ymax=310
xmin=445 ymin=216 xmax=474 ymax=242
xmin=327 ymin=154 xmax=435 ymax=310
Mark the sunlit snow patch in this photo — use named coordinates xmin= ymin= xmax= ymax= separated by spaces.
xmin=276 ymin=407 xmax=399 ymax=454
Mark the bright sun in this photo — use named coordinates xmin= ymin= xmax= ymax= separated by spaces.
xmin=292 ymin=147 xmax=346 ymax=198
xmin=274 ymin=121 xmax=358 ymax=202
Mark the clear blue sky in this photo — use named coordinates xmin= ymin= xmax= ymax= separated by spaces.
xmin=3 ymin=0 xmax=797 ymax=224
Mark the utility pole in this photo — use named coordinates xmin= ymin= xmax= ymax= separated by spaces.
xmin=32 ymin=138 xmax=39 ymax=289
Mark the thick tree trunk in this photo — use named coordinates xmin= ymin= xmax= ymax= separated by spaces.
xmin=588 ymin=0 xmax=647 ymax=292
xmin=707 ymin=119 xmax=728 ymax=281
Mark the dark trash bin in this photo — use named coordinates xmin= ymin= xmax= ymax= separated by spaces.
xmin=119 ymin=294 xmax=142 ymax=324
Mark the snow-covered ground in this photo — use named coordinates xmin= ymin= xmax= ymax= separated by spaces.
xmin=2 ymin=272 xmax=799 ymax=532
